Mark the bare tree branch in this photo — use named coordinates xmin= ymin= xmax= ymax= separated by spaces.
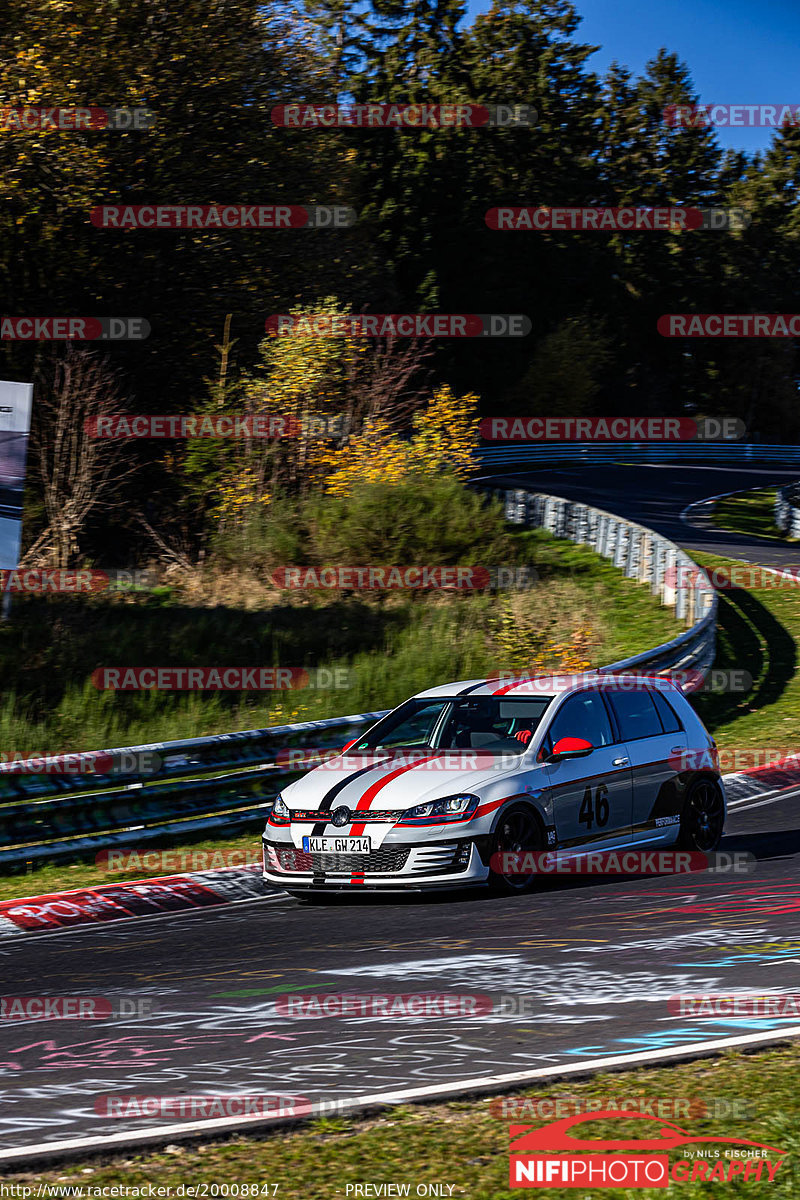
xmin=27 ymin=345 xmax=139 ymax=568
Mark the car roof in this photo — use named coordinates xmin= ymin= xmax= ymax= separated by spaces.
xmin=413 ymin=673 xmax=685 ymax=700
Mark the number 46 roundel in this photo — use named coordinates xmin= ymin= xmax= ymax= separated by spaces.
xmin=578 ymin=783 xmax=609 ymax=829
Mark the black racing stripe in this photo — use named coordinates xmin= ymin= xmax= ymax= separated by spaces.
xmin=310 ymin=762 xmax=384 ymax=837
xmin=457 ymin=680 xmax=489 ymax=696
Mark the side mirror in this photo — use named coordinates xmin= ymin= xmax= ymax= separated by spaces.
xmin=341 ymin=738 xmax=358 ymax=753
xmin=549 ymin=737 xmax=594 ymax=762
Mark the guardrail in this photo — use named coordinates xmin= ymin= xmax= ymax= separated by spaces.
xmin=491 ymin=488 xmax=717 ymax=677
xmin=479 ymin=442 xmax=800 ymax=468
xmin=774 ymin=482 xmax=800 ymax=538
xmin=0 ymin=714 xmax=389 ymax=869
xmin=2 ymin=488 xmax=717 ymax=869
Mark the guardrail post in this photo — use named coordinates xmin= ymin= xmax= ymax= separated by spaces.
xmin=505 ymin=490 xmax=527 ymax=525
xmin=652 ymin=540 xmax=667 ymax=597
xmin=674 ymin=559 xmax=688 ymax=621
xmin=597 ymin=514 xmax=610 ymax=557
xmin=625 ymin=530 xmax=640 ymax=578
xmin=638 ymin=533 xmax=651 ymax=584
xmin=662 ymin=546 xmax=677 ymax=609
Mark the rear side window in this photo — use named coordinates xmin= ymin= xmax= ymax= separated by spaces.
xmin=605 ymin=689 xmax=663 ymax=740
xmin=651 ymin=688 xmax=683 ymax=734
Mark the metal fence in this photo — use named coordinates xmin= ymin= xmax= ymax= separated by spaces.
xmin=492 ymin=488 xmax=717 ymax=675
xmin=774 ymin=482 xmax=800 ymax=538
xmin=1 ymin=488 xmax=717 ymax=868
xmin=479 ymin=442 xmax=800 ymax=469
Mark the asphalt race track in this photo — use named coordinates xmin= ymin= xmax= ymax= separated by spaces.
xmin=3 ymin=466 xmax=800 ymax=1163
xmin=479 ymin=462 xmax=800 ymax=566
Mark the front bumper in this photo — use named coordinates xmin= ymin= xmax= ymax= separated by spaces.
xmin=262 ymin=835 xmax=489 ymax=890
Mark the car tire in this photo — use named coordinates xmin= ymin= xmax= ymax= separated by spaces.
xmin=676 ymin=777 xmax=725 ymax=852
xmin=488 ymin=802 xmax=544 ymax=894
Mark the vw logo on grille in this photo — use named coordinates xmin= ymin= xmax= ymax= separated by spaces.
xmin=330 ymin=806 xmax=352 ymax=827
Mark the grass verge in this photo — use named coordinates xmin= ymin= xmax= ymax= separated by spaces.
xmin=0 ymin=528 xmax=679 ymax=756
xmin=6 ymin=1042 xmax=800 ymax=1195
xmin=712 ymin=488 xmax=788 ymax=541
xmin=691 ymin=550 xmax=800 ymax=749
xmin=0 ymin=829 xmax=264 ymax=900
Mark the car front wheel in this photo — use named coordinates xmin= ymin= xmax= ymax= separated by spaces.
xmin=488 ymin=802 xmax=544 ymax=894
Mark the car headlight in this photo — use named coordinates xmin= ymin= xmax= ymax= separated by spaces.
xmin=270 ymin=794 xmax=291 ymax=825
xmin=397 ymin=794 xmax=479 ymax=825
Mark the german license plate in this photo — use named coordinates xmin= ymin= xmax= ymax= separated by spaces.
xmin=302 ymin=836 xmax=371 ymax=853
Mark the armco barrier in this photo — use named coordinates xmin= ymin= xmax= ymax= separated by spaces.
xmin=0 ymin=714 xmax=389 ymax=869
xmin=479 ymin=441 xmax=800 ymax=468
xmin=490 ymin=488 xmax=716 ymax=678
xmin=1 ymin=488 xmax=716 ymax=868
xmin=775 ymin=482 xmax=800 ymax=537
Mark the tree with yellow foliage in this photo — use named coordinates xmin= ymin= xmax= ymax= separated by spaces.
xmin=323 ymin=385 xmax=480 ymax=496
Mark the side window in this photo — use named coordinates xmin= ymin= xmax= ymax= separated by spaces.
xmin=605 ymin=689 xmax=663 ymax=740
xmin=651 ymin=688 xmax=683 ymax=734
xmin=546 ymin=691 xmax=614 ymax=750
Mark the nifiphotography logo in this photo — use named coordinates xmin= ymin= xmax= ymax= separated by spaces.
xmin=508 ymin=1110 xmax=787 ymax=1188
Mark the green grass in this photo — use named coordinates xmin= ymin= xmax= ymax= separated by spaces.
xmin=691 ymin=550 xmax=800 ymax=749
xmin=0 ymin=528 xmax=679 ymax=758
xmin=6 ymin=1042 xmax=800 ymax=1195
xmin=0 ymin=828 xmax=265 ymax=900
xmin=712 ymin=488 xmax=787 ymax=541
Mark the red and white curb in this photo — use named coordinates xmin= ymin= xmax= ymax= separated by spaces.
xmin=0 ymin=864 xmax=275 ymax=938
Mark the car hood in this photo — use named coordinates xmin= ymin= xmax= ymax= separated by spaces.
xmin=275 ymin=750 xmax=527 ymax=839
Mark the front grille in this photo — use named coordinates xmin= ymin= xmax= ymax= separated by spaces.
xmin=289 ymin=810 xmax=397 ymax=823
xmin=265 ymin=841 xmax=410 ymax=874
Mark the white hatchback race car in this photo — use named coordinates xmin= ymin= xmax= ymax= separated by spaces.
xmin=262 ymin=673 xmax=726 ymax=894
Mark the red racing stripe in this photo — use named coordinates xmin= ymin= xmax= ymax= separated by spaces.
xmin=349 ymin=755 xmax=440 ymax=836
xmin=474 ymin=796 xmax=513 ymax=818
xmin=491 ymin=676 xmax=544 ymax=696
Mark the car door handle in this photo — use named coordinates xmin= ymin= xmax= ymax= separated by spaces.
xmin=671 ymin=746 xmax=684 ymax=754
xmin=612 ymin=756 xmax=629 ymax=766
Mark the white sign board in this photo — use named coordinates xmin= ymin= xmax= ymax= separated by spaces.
xmin=0 ymin=380 xmax=33 ymax=569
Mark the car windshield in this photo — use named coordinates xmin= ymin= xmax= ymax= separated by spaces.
xmin=352 ymin=696 xmax=553 ymax=755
